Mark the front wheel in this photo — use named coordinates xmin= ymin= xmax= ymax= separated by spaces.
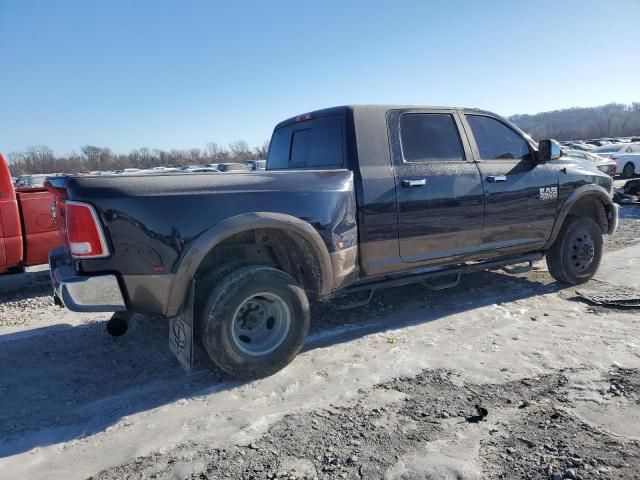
xmin=546 ymin=216 xmax=603 ymax=285
xmin=199 ymin=265 xmax=310 ymax=379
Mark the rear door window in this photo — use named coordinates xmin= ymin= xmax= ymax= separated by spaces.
xmin=267 ymin=115 xmax=343 ymax=170
xmin=400 ymin=113 xmax=466 ymax=162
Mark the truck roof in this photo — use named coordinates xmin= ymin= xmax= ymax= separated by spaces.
xmin=273 ymin=104 xmax=496 ymax=130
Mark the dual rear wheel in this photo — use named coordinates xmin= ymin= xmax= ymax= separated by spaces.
xmin=197 ymin=265 xmax=309 ymax=379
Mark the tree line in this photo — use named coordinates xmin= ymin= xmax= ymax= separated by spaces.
xmin=509 ymin=102 xmax=640 ymax=141
xmin=7 ymin=140 xmax=269 ymax=176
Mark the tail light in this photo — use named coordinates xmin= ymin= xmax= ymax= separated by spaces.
xmin=65 ymin=201 xmax=110 ymax=259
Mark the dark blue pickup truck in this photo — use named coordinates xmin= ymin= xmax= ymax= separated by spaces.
xmin=47 ymin=105 xmax=619 ymax=378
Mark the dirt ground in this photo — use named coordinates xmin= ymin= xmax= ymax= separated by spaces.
xmin=0 ymin=206 xmax=639 ymax=480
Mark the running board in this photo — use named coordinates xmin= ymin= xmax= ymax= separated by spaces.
xmin=328 ymin=252 xmax=544 ymax=300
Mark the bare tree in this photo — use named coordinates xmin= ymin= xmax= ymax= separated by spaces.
xmin=6 ymin=139 xmax=271 ymax=175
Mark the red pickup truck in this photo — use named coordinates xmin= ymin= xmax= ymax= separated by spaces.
xmin=0 ymin=153 xmax=61 ymax=274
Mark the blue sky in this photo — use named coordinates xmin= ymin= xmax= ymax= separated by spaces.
xmin=1 ymin=0 xmax=639 ymax=154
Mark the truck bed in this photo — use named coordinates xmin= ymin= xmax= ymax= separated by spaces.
xmin=47 ymin=169 xmax=357 ymax=315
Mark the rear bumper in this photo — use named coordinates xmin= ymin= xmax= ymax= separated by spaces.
xmin=49 ymin=247 xmax=126 ymax=312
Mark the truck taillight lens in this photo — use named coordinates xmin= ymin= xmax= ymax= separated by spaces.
xmin=65 ymin=201 xmax=110 ymax=259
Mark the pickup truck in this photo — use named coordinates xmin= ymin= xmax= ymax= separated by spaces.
xmin=47 ymin=105 xmax=619 ymax=379
xmin=0 ymin=153 xmax=61 ymax=274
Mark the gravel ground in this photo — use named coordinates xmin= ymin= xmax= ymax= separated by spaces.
xmin=603 ymin=205 xmax=640 ymax=252
xmin=93 ymin=368 xmax=640 ymax=480
xmin=0 ymin=268 xmax=54 ymax=327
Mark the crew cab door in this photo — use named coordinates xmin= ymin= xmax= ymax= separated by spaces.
xmin=461 ymin=113 xmax=558 ymax=249
xmin=388 ymin=109 xmax=484 ymax=262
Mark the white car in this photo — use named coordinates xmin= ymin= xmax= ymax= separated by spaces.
xmin=594 ymin=143 xmax=640 ymax=178
xmin=563 ymin=149 xmax=617 ymax=176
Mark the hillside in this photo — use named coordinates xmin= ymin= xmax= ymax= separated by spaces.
xmin=509 ymin=102 xmax=640 ymax=140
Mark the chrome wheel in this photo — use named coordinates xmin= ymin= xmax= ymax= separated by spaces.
xmin=570 ymin=230 xmax=595 ymax=273
xmin=231 ymin=292 xmax=291 ymax=356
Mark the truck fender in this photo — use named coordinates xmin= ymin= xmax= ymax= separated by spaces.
xmin=544 ymin=184 xmax=614 ymax=249
xmin=166 ymin=212 xmax=334 ymax=317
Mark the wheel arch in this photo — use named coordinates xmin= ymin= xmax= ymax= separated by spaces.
xmin=166 ymin=212 xmax=334 ymax=317
xmin=544 ymin=184 xmax=614 ymax=250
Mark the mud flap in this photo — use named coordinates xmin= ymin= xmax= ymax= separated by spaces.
xmin=169 ymin=280 xmax=195 ymax=373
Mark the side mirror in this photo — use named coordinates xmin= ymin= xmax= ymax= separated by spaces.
xmin=537 ymin=139 xmax=561 ymax=162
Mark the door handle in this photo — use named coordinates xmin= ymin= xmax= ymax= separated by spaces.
xmin=401 ymin=179 xmax=427 ymax=188
xmin=487 ymin=175 xmax=507 ymax=183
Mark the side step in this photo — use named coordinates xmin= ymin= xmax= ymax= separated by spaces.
xmin=336 ymin=289 xmax=376 ymax=310
xmin=328 ymin=252 xmax=543 ymax=303
xmin=421 ymin=272 xmax=461 ymax=291
xmin=336 ymin=272 xmax=463 ymax=310
xmin=498 ymin=259 xmax=535 ymax=274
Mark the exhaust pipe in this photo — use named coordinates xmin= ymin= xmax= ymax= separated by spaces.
xmin=106 ymin=313 xmax=130 ymax=337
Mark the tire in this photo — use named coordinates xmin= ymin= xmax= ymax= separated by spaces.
xmin=546 ymin=216 xmax=603 ymax=285
xmin=199 ymin=265 xmax=310 ymax=379
xmin=195 ymin=261 xmax=250 ymax=328
xmin=622 ymin=162 xmax=635 ymax=179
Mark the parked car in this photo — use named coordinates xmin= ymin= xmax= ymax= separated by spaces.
xmin=567 ymin=142 xmax=596 ymax=152
xmin=16 ymin=173 xmax=63 ymax=188
xmin=245 ymin=160 xmax=267 ymax=171
xmin=586 ymin=140 xmax=611 ymax=147
xmin=217 ymin=162 xmax=248 ymax=172
xmin=188 ymin=166 xmax=218 ymax=173
xmin=593 ymin=143 xmax=640 ymax=178
xmin=47 ymin=105 xmax=619 ymax=379
xmin=0 ymin=154 xmax=61 ymax=274
xmin=563 ymin=149 xmax=617 ymax=176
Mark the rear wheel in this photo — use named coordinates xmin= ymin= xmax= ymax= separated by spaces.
xmin=199 ymin=265 xmax=309 ymax=379
xmin=546 ymin=216 xmax=603 ymax=285
xmin=622 ymin=162 xmax=635 ymax=179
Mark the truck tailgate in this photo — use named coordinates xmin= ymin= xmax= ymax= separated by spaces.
xmin=16 ymin=189 xmax=61 ymax=266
